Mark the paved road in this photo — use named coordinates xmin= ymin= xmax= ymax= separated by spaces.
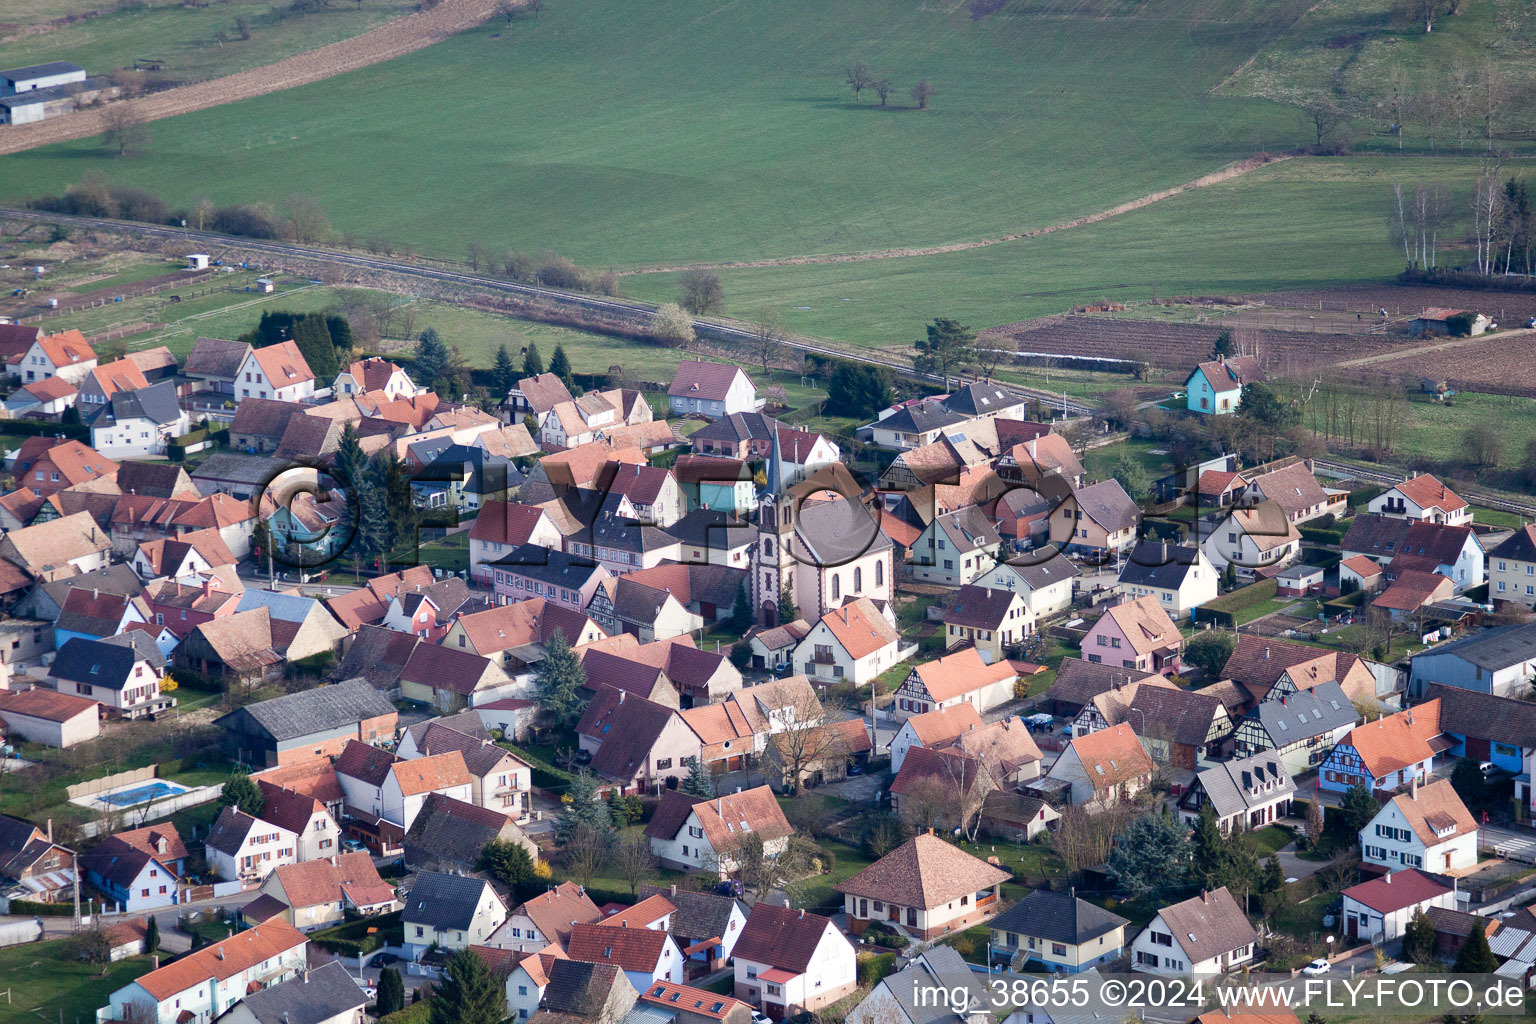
xmin=1481 ymin=824 xmax=1536 ymax=864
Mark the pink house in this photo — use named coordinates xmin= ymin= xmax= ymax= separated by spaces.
xmin=1079 ymin=595 xmax=1183 ymax=675
xmin=489 ymin=548 xmax=611 ymax=613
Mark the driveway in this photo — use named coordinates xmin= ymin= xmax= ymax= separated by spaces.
xmin=816 ymin=772 xmax=886 ymax=803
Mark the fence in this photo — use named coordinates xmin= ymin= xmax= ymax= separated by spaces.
xmin=66 ymin=763 xmax=157 ymax=800
xmin=77 ymin=785 xmax=222 ymax=840
xmin=19 ymin=271 xmax=220 ymax=322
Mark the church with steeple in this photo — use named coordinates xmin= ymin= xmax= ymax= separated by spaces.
xmin=750 ymin=426 xmax=894 ymax=626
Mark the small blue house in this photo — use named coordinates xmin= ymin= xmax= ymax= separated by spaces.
xmin=1425 ymin=682 xmax=1536 ymax=779
xmin=263 ymin=488 xmax=352 ymax=561
xmin=675 ymin=454 xmax=756 ymax=515
xmin=1184 ymin=355 xmax=1265 ymax=415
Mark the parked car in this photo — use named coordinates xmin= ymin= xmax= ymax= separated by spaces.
xmin=1480 ymin=761 xmax=1498 ymax=778
xmin=1303 ymin=958 xmax=1331 ymax=976
xmin=342 ymin=839 xmax=367 ymax=853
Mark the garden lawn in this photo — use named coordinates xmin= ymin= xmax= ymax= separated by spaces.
xmin=0 ymin=942 xmax=154 ymax=1024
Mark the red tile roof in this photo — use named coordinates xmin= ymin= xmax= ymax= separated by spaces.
xmin=667 ymin=360 xmax=750 ymax=402
xmin=732 ymin=902 xmax=835 ymax=973
xmin=131 ymin=917 xmax=306 ymax=1001
xmin=1343 ymin=868 xmax=1450 ymax=914
xmin=1343 ymin=700 xmax=1444 ymax=780
xmin=251 ymin=340 xmax=314 ymax=388
xmin=0 ymin=688 xmax=98 ymax=722
xmin=1391 ymin=474 xmax=1467 ymax=515
xmin=566 ymin=921 xmax=671 ymax=972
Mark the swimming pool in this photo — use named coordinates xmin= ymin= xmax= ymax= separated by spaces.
xmin=98 ymin=781 xmax=189 ymax=807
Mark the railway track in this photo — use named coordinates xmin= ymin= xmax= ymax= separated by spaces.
xmin=1313 ymin=458 xmax=1536 ymax=520
xmin=0 ymin=207 xmax=1099 ymax=417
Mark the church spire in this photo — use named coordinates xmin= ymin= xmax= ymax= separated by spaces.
xmin=767 ymin=419 xmax=784 ymax=498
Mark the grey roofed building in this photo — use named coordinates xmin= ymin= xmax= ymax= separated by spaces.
xmin=1341 ymin=514 xmax=1413 ymax=560
xmin=877 ymin=399 xmax=968 ymax=436
xmin=586 ymin=508 xmax=678 ymax=558
xmin=204 ymin=806 xmax=260 ymax=858
xmin=492 ymin=543 xmax=607 ymax=586
xmin=541 ymin=959 xmax=637 ymax=1018
xmin=943 ymin=381 xmax=1030 ymax=418
xmin=115 ymin=462 xmax=197 ymax=500
xmin=1415 ymin=622 xmax=1536 ymax=671
xmin=215 ymin=960 xmax=367 ymax=1024
xmin=403 ymin=792 xmax=528 ymax=872
xmin=1040 ymin=657 xmax=1159 ymax=716
xmin=945 ymin=585 xmax=1019 ymax=630
xmin=638 ymin=882 xmax=748 ymax=947
xmin=1423 ymin=682 xmax=1536 ymax=749
xmin=0 ymin=61 xmax=86 ymax=83
xmin=1183 ymin=752 xmax=1295 ymax=821
xmin=933 ymin=505 xmax=1002 ymax=554
xmin=1118 ymin=541 xmax=1204 ymax=590
xmin=666 ymin=508 xmax=759 ymax=550
xmin=1071 ymin=478 xmax=1141 ymax=535
xmin=213 ymin=678 xmax=397 ymax=766
xmin=332 ymin=624 xmax=420 ymax=693
xmin=988 ymin=889 xmax=1128 ymax=947
xmin=190 ymin=452 xmax=285 ymax=498
xmin=48 ymin=637 xmax=140 ymax=691
xmin=18 ymin=564 xmax=143 ymax=621
xmin=412 ymin=442 xmax=524 ymax=498
xmin=1409 ymin=622 xmax=1536 ymax=698
xmin=98 ymin=629 xmax=168 ymax=671
xmin=106 ymin=379 xmax=182 ymax=427
xmin=862 ymin=945 xmax=990 ymax=1024
xmin=184 ymin=337 xmax=253 ymax=382
xmin=795 ymin=498 xmax=892 ymax=566
xmin=1489 ymin=525 xmax=1536 ymax=564
xmin=1241 ymin=679 xmax=1356 ymax=744
xmin=989 ymin=550 xmax=1081 ymax=591
xmin=402 ymin=708 xmax=490 ymax=750
xmin=405 ymin=870 xmax=501 ymax=932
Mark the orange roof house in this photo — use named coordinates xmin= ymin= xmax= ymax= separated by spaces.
xmin=1046 ymin=721 xmax=1155 ymax=805
xmin=1322 ymin=699 xmax=1449 ymax=791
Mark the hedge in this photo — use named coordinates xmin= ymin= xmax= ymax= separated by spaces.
xmin=0 ymin=419 xmax=89 ymax=441
xmin=1299 ymin=523 xmax=1348 ymax=545
xmin=1194 ymin=578 xmax=1279 ymax=628
xmin=311 ymin=910 xmax=402 ymax=956
xmin=7 ymin=898 xmax=75 ymax=916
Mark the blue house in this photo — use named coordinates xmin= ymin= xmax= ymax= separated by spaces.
xmin=1184 ymin=355 xmax=1265 ymax=415
xmin=263 ymin=488 xmax=352 ymax=561
xmin=1425 ymin=682 xmax=1536 ymax=783
xmin=1318 ymin=700 xmax=1446 ymax=794
xmin=675 ymin=454 xmax=756 ymax=515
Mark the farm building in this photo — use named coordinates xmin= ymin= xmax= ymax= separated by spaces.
xmin=1410 ymin=308 xmax=1489 ymax=337
xmin=1 ymin=62 xmax=87 ymax=94
xmin=0 ymin=64 xmax=113 ymax=125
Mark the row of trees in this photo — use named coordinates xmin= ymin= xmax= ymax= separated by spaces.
xmin=1391 ymin=171 xmax=1532 ymax=275
xmin=492 ymin=339 xmax=575 ymax=395
xmin=843 ymin=61 xmax=935 ymax=109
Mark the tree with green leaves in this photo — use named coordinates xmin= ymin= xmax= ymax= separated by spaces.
xmin=522 ymin=342 xmax=544 ymax=377
xmin=912 ymin=317 xmax=977 ymax=383
xmin=355 ymin=480 xmax=392 ymax=562
xmin=1239 ymin=381 xmax=1297 ymax=428
xmin=292 ymin=313 xmax=340 ymax=381
xmin=325 ymin=313 xmax=353 ymax=354
xmin=1212 ymin=330 xmax=1235 ymax=359
xmin=1183 ymin=630 xmax=1235 ymax=678
xmin=555 ymin=769 xmax=613 ymax=844
xmin=477 ymin=838 xmax=535 ymax=888
xmin=414 ymin=328 xmax=448 ymax=388
xmin=1222 ymin=561 xmax=1236 ymax=589
xmin=535 ymin=629 xmax=586 ymax=731
xmin=1454 ymin=917 xmax=1498 ymax=973
xmin=729 ymin=640 xmax=751 ymax=672
xmin=777 ymin=578 xmax=797 ymax=625
xmin=334 ymin=422 xmax=368 ymax=490
xmin=493 ymin=344 xmax=518 ymax=396
xmin=1305 ymin=797 xmax=1325 ymax=851
xmin=220 ymin=773 xmax=263 ymax=816
xmin=1106 ymin=809 xmax=1191 ymax=899
xmin=1403 ymin=907 xmax=1437 ymax=963
xmin=682 ymin=756 xmax=715 ymax=798
xmin=378 ymin=451 xmax=419 ymax=557
xmin=144 ymin=914 xmax=159 ymax=953
xmin=1306 ymin=1014 xmax=1326 ymax=1024
xmin=1451 ymin=757 xmax=1489 ymax=808
xmin=731 ymin=581 xmax=752 ymax=633
xmin=549 ymin=344 xmax=574 ymax=389
xmin=1191 ymin=803 xmax=1223 ymax=884
xmin=429 ymin=947 xmax=505 ymax=1024
xmin=826 ymin=362 xmax=893 ymax=419
xmin=1111 ymin=453 xmax=1150 ymax=502
xmin=377 ymin=967 xmax=405 ymax=1016
xmin=1339 ymin=783 xmax=1380 ymax=836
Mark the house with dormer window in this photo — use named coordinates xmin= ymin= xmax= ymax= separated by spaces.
xmin=1130 ymin=887 xmax=1256 ymax=975
xmin=1360 ymin=777 xmax=1476 ymax=875
xmin=1319 ymin=699 xmax=1446 ymax=794
xmin=233 ymin=341 xmax=314 ymax=404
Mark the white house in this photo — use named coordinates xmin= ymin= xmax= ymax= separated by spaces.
xmin=49 ymin=635 xmax=174 ymax=720
xmin=668 ymin=360 xmax=759 ymax=419
xmin=1184 ymin=355 xmax=1264 ymax=416
xmin=477 ymin=945 xmax=569 ymax=1022
xmin=1202 ymin=503 xmax=1300 ymax=576
xmin=79 ymin=825 xmax=186 ymax=913
xmin=1176 ymin=753 xmax=1295 ymax=835
xmin=1116 ymin=541 xmax=1218 ymax=621
xmin=1130 ymin=887 xmax=1257 ymax=976
xmin=334 ymin=357 xmax=420 ymax=400
xmin=334 ymin=741 xmax=473 ymax=831
xmin=205 ymin=806 xmax=298 ymax=883
xmin=403 ymin=871 xmax=508 ymax=960
xmin=733 ymin=903 xmax=858 ymax=1018
xmin=972 ymin=552 xmax=1080 ymax=619
xmin=1368 ymin=475 xmax=1471 ymax=526
xmin=1340 ymin=869 xmax=1455 ymax=943
xmin=645 ymin=787 xmax=794 ymax=875
xmin=794 ymin=598 xmax=906 ymax=685
xmin=493 ymin=881 xmax=602 ymax=953
xmin=234 ymin=341 xmax=315 ymax=403
xmin=256 ymin=781 xmax=342 ymax=862
xmin=1045 ymin=723 xmax=1155 ymax=807
xmin=96 ymin=917 xmax=307 ymax=1024
xmin=567 ymin=921 xmax=686 ymax=990
xmin=1360 ymin=778 xmax=1477 ymax=875
xmin=889 ymin=703 xmax=983 ymax=775
xmin=257 ymin=852 xmax=400 ymax=932
xmin=89 ymin=381 xmax=190 ymax=459
xmin=14 ymin=329 xmax=96 ymax=386
xmin=891 ymin=648 xmax=1017 ymax=720
xmin=911 ymin=507 xmax=1002 ymax=587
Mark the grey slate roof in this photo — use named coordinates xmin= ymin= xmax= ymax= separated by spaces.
xmin=936 ymin=506 xmax=1001 ymax=554
xmin=184 ymin=337 xmax=252 ymax=380
xmin=543 ymin=960 xmax=629 ymax=1016
xmin=49 ymin=637 xmax=137 ymax=691
xmin=0 ymin=61 xmax=85 ymax=82
xmin=796 ymin=498 xmax=892 ymax=565
xmin=666 ymin=509 xmax=758 ymax=549
xmin=492 ymin=544 xmax=606 ymax=586
xmin=222 ymin=960 xmax=367 ymax=1024
xmin=405 ymin=870 xmax=500 ymax=931
xmin=192 ymin=452 xmax=283 ymax=488
xmin=875 ymin=945 xmax=991 ymax=1024
xmin=991 ymin=550 xmax=1081 ymax=591
xmin=403 ymin=792 xmax=519 ymax=870
xmin=108 ymin=379 xmax=182 ymax=427
xmin=943 ymin=381 xmax=1030 ymax=418
xmin=1190 ymin=752 xmax=1295 ymax=819
xmin=639 ymin=883 xmax=746 ymax=943
xmin=205 ymin=806 xmax=259 ymax=856
xmin=1424 ymin=683 xmax=1536 ymax=748
xmin=990 ymin=889 xmax=1128 ymax=945
xmin=1118 ymin=541 xmax=1204 ymax=590
xmin=1243 ymin=680 xmax=1355 ymax=743
xmin=214 ymin=678 xmax=396 ymax=742
xmin=878 ymin=400 xmax=967 ymax=435
xmin=98 ymin=630 xmax=167 ymax=671
xmin=1413 ymin=622 xmax=1536 ymax=672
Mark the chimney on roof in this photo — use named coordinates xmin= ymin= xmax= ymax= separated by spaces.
xmin=1385 ymin=873 xmax=1392 ymax=884
xmin=45 ymin=818 xmax=52 ymax=842
xmin=1201 ymin=890 xmax=1208 ymax=903
xmin=1410 ymin=777 xmax=1419 ymax=800
xmin=783 ymin=898 xmax=791 ymax=908
xmin=798 ymin=909 xmax=805 ymax=919
xmin=216 ymin=946 xmax=225 ymax=960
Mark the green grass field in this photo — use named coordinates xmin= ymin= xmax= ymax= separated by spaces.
xmin=1 ymin=0 xmax=1321 ymax=269
xmin=0 ymin=0 xmax=419 ymax=87
xmin=0 ymin=942 xmax=155 ymax=1024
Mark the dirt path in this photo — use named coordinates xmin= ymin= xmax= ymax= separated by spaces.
xmin=615 ymin=154 xmax=1292 ymax=275
xmin=1330 ymin=326 xmax=1536 ymax=369
xmin=0 ymin=0 xmax=504 ymax=157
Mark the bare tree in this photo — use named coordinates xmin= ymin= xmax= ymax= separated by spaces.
xmin=873 ymin=77 xmax=893 ymax=107
xmin=613 ymin=834 xmax=656 ymax=896
xmin=762 ymin=682 xmax=834 ymax=794
xmin=748 ymin=308 xmax=787 ymax=376
xmin=1472 ymin=171 xmax=1508 ymax=275
xmin=911 ymin=80 xmax=935 ymax=110
xmin=1476 ymin=61 xmax=1507 ymax=149
xmin=1447 ymin=65 xmax=1473 ymax=151
xmin=897 ymin=776 xmax=954 ymax=833
xmin=1387 ymin=63 xmax=1411 ymax=151
xmin=1052 ymin=804 xmax=1133 ymax=878
xmin=494 ymin=0 xmax=516 ymax=22
xmin=564 ymin=824 xmax=611 ymax=888
xmin=1415 ymin=70 xmax=1442 ymax=152
xmin=102 ymin=104 xmax=150 ymax=157
xmin=1390 ymin=182 xmax=1414 ymax=267
xmin=679 ymin=269 xmax=724 ymax=315
xmin=1464 ymin=419 xmax=1502 ymax=468
xmin=283 ymin=195 xmax=331 ymax=244
xmin=975 ymin=333 xmax=1014 ymax=378
xmin=1306 ymin=102 xmax=1344 ymax=148
xmin=845 ymin=61 xmax=874 ymax=103
xmin=527 ymin=0 xmax=543 ymax=17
